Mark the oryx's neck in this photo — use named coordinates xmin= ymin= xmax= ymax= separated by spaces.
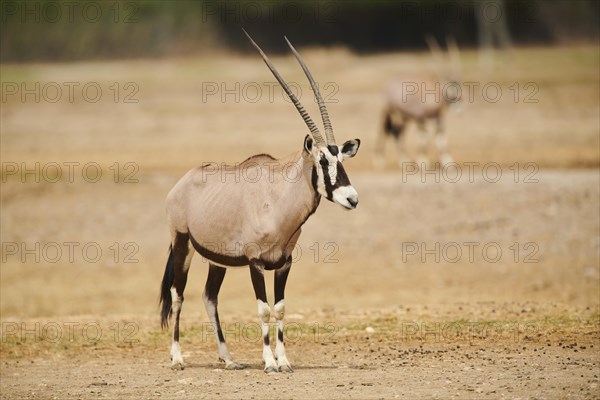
xmin=275 ymin=151 xmax=321 ymax=225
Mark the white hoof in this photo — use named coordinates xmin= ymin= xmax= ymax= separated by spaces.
xmin=264 ymin=365 xmax=279 ymax=373
xmin=277 ymin=355 xmax=293 ymax=373
xmin=224 ymin=361 xmax=245 ymax=370
xmin=170 ymin=342 xmax=184 ymax=370
xmin=171 ymin=358 xmax=185 ymax=370
xmin=278 ymin=364 xmax=293 ymax=373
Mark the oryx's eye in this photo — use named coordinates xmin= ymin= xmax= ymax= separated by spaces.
xmin=319 ymin=157 xmax=328 ymax=167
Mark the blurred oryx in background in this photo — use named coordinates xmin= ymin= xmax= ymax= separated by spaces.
xmin=375 ymin=35 xmax=462 ymax=168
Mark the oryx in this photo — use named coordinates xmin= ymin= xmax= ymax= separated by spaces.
xmin=375 ymin=35 xmax=461 ymax=168
xmin=159 ymin=30 xmax=361 ymax=373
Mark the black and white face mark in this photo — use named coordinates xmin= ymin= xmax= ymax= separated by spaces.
xmin=305 ymin=135 xmax=360 ymax=210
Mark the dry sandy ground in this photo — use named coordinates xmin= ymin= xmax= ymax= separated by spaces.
xmin=1 ymin=302 xmax=598 ymax=400
xmin=1 ymin=46 xmax=599 ymax=399
xmin=1 ymin=306 xmax=598 ymax=400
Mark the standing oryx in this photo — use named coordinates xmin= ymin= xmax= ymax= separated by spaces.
xmin=375 ymin=36 xmax=461 ymax=168
xmin=159 ymin=30 xmax=360 ymax=373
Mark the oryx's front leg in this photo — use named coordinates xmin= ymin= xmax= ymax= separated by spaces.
xmin=249 ymin=259 xmax=278 ymax=373
xmin=274 ymin=260 xmax=293 ymax=372
xmin=203 ymin=263 xmax=244 ymax=370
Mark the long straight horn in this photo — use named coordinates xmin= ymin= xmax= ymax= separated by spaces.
xmin=447 ymin=36 xmax=462 ymax=81
xmin=284 ymin=37 xmax=336 ymax=145
xmin=425 ymin=34 xmax=444 ymax=63
xmin=425 ymin=34 xmax=446 ymax=77
xmin=242 ymin=29 xmax=326 ymax=147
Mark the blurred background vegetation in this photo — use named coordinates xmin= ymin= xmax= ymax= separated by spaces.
xmin=1 ymin=0 xmax=598 ymax=63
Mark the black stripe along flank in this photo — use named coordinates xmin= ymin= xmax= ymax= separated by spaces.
xmin=190 ymin=233 xmax=292 ymax=270
xmin=189 ymin=233 xmax=249 ymax=267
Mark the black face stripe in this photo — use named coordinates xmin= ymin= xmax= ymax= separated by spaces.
xmin=334 ymin=162 xmax=351 ymax=187
xmin=317 ymin=155 xmax=354 ymax=201
xmin=327 ymin=145 xmax=339 ymax=156
xmin=320 ymin=155 xmax=334 ymax=200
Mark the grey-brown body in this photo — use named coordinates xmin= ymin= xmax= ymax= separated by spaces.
xmin=167 ymin=152 xmax=317 ymax=269
xmin=159 ymin=31 xmax=360 ymax=374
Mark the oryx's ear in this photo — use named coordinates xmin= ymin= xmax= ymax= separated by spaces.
xmin=341 ymin=139 xmax=360 ymax=159
xmin=303 ymin=135 xmax=313 ymax=154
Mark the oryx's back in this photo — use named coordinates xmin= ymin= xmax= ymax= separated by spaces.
xmin=166 ymin=152 xmax=315 ymax=266
xmin=385 ymin=79 xmax=445 ymax=119
xmin=167 ymin=154 xmax=279 ymax=234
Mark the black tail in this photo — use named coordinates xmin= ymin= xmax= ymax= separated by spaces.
xmin=159 ymin=245 xmax=175 ymax=329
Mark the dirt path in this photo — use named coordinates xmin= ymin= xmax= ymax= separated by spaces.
xmin=1 ymin=303 xmax=598 ymax=400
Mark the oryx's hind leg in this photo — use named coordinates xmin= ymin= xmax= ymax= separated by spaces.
xmin=415 ymin=118 xmax=430 ymax=169
xmin=375 ymin=108 xmax=407 ymax=169
xmin=169 ymin=231 xmax=194 ymax=370
xmin=203 ymin=263 xmax=244 ymax=370
xmin=383 ymin=111 xmax=408 ymax=168
xmin=249 ymin=259 xmax=278 ymax=373
xmin=435 ymin=114 xmax=453 ymax=165
xmin=273 ymin=260 xmax=293 ymax=372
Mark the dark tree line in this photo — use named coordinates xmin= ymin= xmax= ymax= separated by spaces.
xmin=1 ymin=0 xmax=598 ymax=62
